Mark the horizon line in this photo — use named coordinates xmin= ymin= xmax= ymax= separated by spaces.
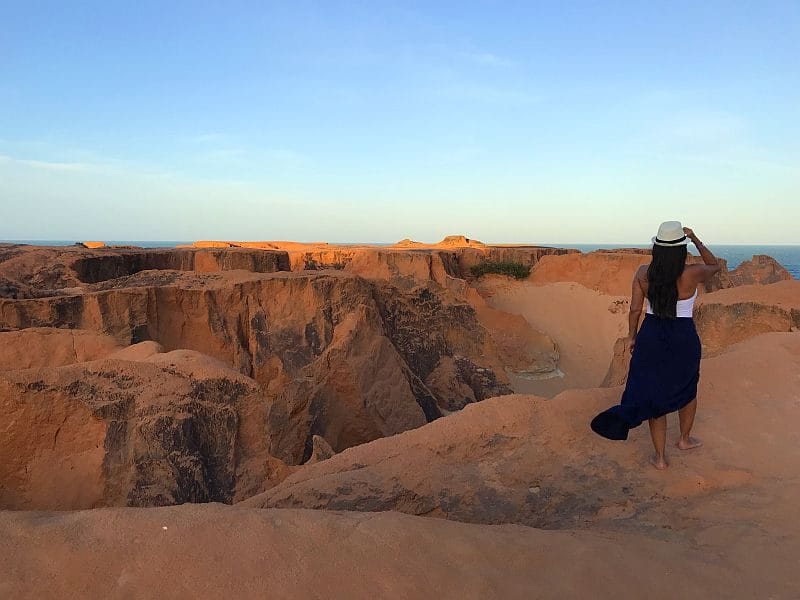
xmin=2 ymin=239 xmax=799 ymax=247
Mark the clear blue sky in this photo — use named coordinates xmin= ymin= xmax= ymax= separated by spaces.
xmin=1 ymin=1 xmax=798 ymax=243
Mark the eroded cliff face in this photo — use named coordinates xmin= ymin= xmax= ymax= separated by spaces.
xmin=0 ymin=242 xmax=569 ymax=508
xmin=0 ymin=244 xmax=290 ymax=295
xmin=0 ymin=351 xmax=269 ymax=509
xmin=529 ymin=251 xmax=738 ymax=295
xmin=1 ymin=242 xmax=795 ymax=511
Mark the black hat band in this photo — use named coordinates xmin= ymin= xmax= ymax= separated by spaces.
xmin=655 ymin=235 xmax=687 ymax=245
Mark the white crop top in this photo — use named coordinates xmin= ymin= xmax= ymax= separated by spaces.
xmin=646 ymin=289 xmax=698 ymax=318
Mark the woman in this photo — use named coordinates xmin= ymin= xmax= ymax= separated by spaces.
xmin=591 ymin=221 xmax=720 ymax=469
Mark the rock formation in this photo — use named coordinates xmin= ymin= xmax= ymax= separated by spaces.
xmin=694 ymin=280 xmax=800 ymax=355
xmin=727 ymin=254 xmax=793 ymax=286
xmin=0 ymin=243 xmax=289 ymax=295
xmin=241 ymin=334 xmax=800 ymax=569
xmin=0 ymin=328 xmax=121 ymax=370
xmin=1 ymin=240 xmax=798 ymax=598
xmin=529 ymin=250 xmax=734 ymax=295
xmin=0 ymin=348 xmax=280 ymax=509
xmin=0 ymin=241 xmax=569 ymax=506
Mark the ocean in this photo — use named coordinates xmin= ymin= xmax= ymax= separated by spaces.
xmin=2 ymin=240 xmax=799 ymax=280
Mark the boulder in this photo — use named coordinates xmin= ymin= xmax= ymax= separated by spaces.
xmin=728 ymin=254 xmax=793 ymax=286
xmin=306 ymin=435 xmax=335 ymax=464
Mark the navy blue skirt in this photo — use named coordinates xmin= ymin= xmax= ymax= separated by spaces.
xmin=591 ymin=314 xmax=701 ymax=440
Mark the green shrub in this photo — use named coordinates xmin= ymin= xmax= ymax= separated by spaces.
xmin=469 ymin=261 xmax=531 ymax=280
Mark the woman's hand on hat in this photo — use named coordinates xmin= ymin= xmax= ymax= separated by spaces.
xmin=682 ymin=226 xmax=696 ymax=241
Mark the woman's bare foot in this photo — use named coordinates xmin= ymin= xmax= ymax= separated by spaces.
xmin=649 ymin=455 xmax=669 ymax=470
xmin=676 ymin=436 xmax=703 ymax=450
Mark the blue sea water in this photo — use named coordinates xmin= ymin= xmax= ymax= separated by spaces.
xmin=2 ymin=240 xmax=798 ymax=280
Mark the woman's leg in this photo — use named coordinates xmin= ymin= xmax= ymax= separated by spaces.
xmin=648 ymin=415 xmax=668 ymax=469
xmin=677 ymin=398 xmax=703 ymax=450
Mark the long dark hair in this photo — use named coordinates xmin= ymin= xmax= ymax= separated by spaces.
xmin=647 ymin=244 xmax=687 ymax=319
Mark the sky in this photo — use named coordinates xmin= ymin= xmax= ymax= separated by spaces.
xmin=1 ymin=0 xmax=798 ymax=244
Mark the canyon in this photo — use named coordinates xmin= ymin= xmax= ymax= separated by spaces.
xmin=0 ymin=237 xmax=797 ymax=598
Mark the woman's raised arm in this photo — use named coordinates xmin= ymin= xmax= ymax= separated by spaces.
xmin=684 ymin=227 xmax=720 ymax=282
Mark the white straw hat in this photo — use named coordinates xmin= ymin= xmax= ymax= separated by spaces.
xmin=652 ymin=221 xmax=689 ymax=246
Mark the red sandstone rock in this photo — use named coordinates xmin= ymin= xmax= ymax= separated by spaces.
xmin=728 ymin=254 xmax=793 ymax=286
xmin=694 ymin=280 xmax=800 ymax=356
xmin=601 ymin=336 xmax=630 ymax=387
xmin=0 ymin=328 xmax=121 ymax=370
xmin=435 ymin=234 xmax=486 ymax=248
xmin=242 ymin=332 xmax=800 ymax=571
xmin=0 ymin=240 xmax=797 ymax=599
xmin=307 ymin=435 xmax=335 ymax=464
xmin=0 ymin=250 xmax=534 ymax=469
xmin=529 ymin=251 xmax=733 ymax=295
xmin=0 ymin=244 xmax=289 ymax=296
xmin=0 ymin=353 xmax=271 ymax=509
xmin=1 ymin=243 xmax=796 ymax=512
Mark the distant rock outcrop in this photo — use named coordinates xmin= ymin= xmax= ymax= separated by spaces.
xmin=435 ymin=235 xmax=485 ymax=248
xmin=0 ymin=244 xmax=290 ymax=296
xmin=728 ymin=254 xmax=792 ymax=286
xmin=391 ymin=238 xmax=425 ymax=248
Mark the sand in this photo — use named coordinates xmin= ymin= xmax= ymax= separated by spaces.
xmin=0 ymin=505 xmax=772 ymax=600
xmin=475 ymin=278 xmax=628 ymax=395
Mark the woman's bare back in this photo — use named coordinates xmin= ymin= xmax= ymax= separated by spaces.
xmin=636 ymin=262 xmax=717 ymax=300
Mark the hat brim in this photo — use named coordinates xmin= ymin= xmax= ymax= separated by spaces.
xmin=652 ymin=236 xmax=689 ymax=247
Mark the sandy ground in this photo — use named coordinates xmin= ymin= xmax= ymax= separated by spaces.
xmin=0 ymin=504 xmax=778 ymax=600
xmin=476 ymin=279 xmax=628 ymax=396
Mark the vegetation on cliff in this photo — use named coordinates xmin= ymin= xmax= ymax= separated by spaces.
xmin=470 ymin=260 xmax=531 ymax=280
